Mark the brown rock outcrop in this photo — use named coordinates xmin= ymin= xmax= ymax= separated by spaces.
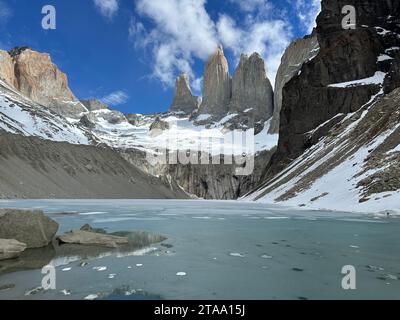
xmin=0 ymin=50 xmax=16 ymax=87
xmin=1 ymin=47 xmax=87 ymax=118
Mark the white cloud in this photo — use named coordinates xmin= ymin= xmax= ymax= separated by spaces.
xmin=191 ymin=77 xmax=203 ymax=95
xmin=129 ymin=18 xmax=146 ymax=38
xmin=0 ymin=1 xmax=13 ymax=24
xmin=134 ymin=0 xmax=218 ymax=88
xmin=100 ymin=90 xmax=129 ymax=106
xmin=217 ymin=15 xmax=243 ymax=51
xmin=229 ymin=0 xmax=273 ymax=14
xmin=295 ymin=0 xmax=321 ymax=33
xmin=93 ymin=0 xmax=119 ymax=20
xmin=216 ymin=15 xmax=292 ymax=86
xmin=132 ymin=0 xmax=318 ymax=89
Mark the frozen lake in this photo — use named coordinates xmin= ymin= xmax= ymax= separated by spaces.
xmin=0 ymin=200 xmax=399 ymax=300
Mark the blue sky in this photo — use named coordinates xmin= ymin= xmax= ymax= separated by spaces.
xmin=0 ymin=0 xmax=320 ymax=114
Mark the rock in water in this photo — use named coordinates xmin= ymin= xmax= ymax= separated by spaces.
xmin=58 ymin=230 xmax=129 ymax=248
xmin=0 ymin=239 xmax=27 ymax=261
xmin=198 ymin=45 xmax=231 ymax=118
xmin=269 ymin=35 xmax=319 ymax=134
xmin=3 ymin=47 xmax=87 ymax=118
xmin=0 ymin=209 xmax=59 ymax=248
xmin=169 ymin=73 xmax=201 ymax=114
xmin=230 ymin=53 xmax=274 ymax=123
xmin=80 ymin=224 xmax=107 ymax=234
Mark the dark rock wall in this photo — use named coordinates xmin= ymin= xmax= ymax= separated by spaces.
xmin=266 ymin=0 xmax=400 ymax=176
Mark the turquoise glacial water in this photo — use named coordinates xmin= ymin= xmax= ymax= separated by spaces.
xmin=0 ymin=200 xmax=399 ymax=300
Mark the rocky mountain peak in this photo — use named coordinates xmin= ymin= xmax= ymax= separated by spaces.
xmin=169 ymin=73 xmax=200 ymax=114
xmin=81 ymin=99 xmax=109 ymax=111
xmin=0 ymin=47 xmax=87 ymax=118
xmin=0 ymin=50 xmax=16 ymax=87
xmin=8 ymin=46 xmax=31 ymax=58
xmin=229 ymin=52 xmax=273 ymax=123
xmin=198 ymin=45 xmax=231 ymax=118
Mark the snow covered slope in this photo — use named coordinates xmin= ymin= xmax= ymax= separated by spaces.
xmin=247 ymin=88 xmax=400 ymax=214
xmin=1 ymin=76 xmax=278 ymax=157
xmin=88 ymin=111 xmax=278 ymax=156
xmin=0 ymin=79 xmax=90 ymax=145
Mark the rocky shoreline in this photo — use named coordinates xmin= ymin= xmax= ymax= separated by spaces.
xmin=0 ymin=209 xmax=168 ymax=273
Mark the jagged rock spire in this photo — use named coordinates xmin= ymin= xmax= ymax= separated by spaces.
xmin=198 ymin=45 xmax=231 ymax=117
xmin=230 ymin=52 xmax=274 ymax=122
xmin=169 ymin=73 xmax=200 ymax=114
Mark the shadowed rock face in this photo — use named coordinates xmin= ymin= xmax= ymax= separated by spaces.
xmin=198 ymin=46 xmax=231 ymax=118
xmin=269 ymin=35 xmax=319 ymax=134
xmin=0 ymin=47 xmax=87 ymax=118
xmin=81 ymin=99 xmax=109 ymax=111
xmin=169 ymin=74 xmax=200 ymax=114
xmin=196 ymin=46 xmax=275 ymax=127
xmin=230 ymin=53 xmax=274 ymax=123
xmin=150 ymin=116 xmax=170 ymax=131
xmin=266 ymin=0 xmax=400 ymax=177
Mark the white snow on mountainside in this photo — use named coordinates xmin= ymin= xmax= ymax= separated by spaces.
xmin=0 ymin=79 xmax=278 ymax=156
xmin=328 ymin=71 xmax=387 ymax=88
xmin=246 ymin=89 xmax=400 ymax=214
xmin=0 ymin=80 xmax=89 ymax=144
xmin=90 ymin=113 xmax=278 ymax=156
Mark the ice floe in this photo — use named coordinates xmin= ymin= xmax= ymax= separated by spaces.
xmin=93 ymin=266 xmax=107 ymax=272
xmin=230 ymin=253 xmax=245 ymax=258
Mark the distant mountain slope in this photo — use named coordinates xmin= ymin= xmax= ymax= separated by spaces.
xmin=0 ymin=130 xmax=188 ymax=199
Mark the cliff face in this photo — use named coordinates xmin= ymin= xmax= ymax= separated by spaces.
xmin=198 ymin=46 xmax=231 ymax=118
xmin=250 ymin=87 xmax=400 ymax=213
xmin=269 ymin=35 xmax=319 ymax=134
xmin=0 ymin=47 xmax=87 ymax=118
xmin=230 ymin=53 xmax=274 ymax=123
xmin=267 ymin=0 xmax=400 ymax=176
xmin=0 ymin=51 xmax=16 ymax=87
xmin=122 ymin=148 xmax=275 ymax=200
xmin=169 ymin=73 xmax=200 ymax=114
xmin=195 ymin=46 xmax=275 ymax=131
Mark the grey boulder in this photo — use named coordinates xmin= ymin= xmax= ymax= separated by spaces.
xmin=58 ymin=230 xmax=129 ymax=248
xmin=0 ymin=239 xmax=27 ymax=261
xmin=0 ymin=209 xmax=59 ymax=248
